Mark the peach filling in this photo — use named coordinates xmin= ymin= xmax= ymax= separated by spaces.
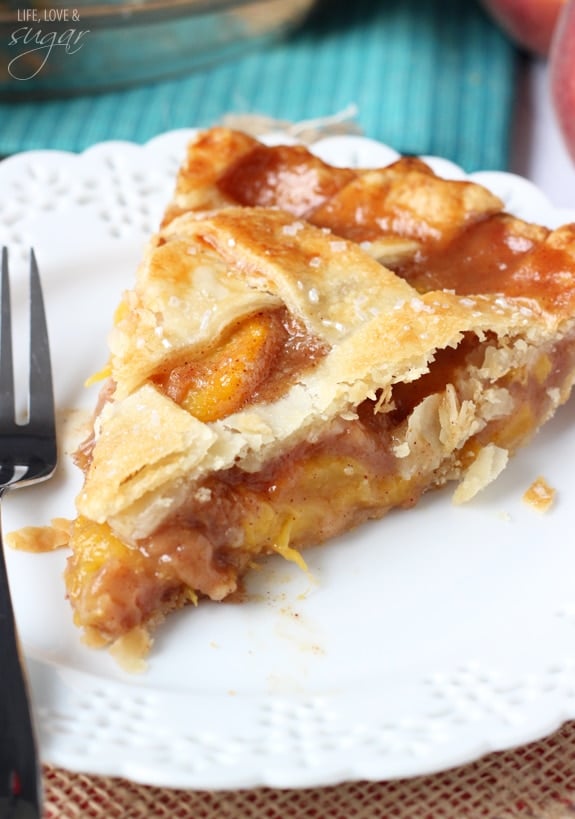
xmin=65 ymin=325 xmax=575 ymax=645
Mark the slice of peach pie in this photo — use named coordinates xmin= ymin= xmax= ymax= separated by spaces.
xmin=58 ymin=128 xmax=575 ymax=655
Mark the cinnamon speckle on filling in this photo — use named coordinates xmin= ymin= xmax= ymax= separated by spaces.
xmin=150 ymin=307 xmax=328 ymax=418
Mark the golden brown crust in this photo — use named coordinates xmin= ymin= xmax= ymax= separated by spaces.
xmin=161 ymin=128 xmax=260 ymax=225
xmin=162 ymin=126 xmax=357 ymax=227
xmin=308 ymin=158 xmax=503 ymax=249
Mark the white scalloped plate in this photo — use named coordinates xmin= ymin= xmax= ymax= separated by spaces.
xmin=2 ymin=132 xmax=575 ymax=790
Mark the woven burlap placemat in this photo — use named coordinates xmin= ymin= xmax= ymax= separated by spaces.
xmin=43 ymin=719 xmax=575 ymax=818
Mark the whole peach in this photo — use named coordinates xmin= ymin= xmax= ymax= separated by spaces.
xmin=479 ymin=0 xmax=566 ymax=55
xmin=550 ymin=0 xmax=575 ymax=162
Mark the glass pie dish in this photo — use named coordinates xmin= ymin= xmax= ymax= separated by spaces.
xmin=0 ymin=0 xmax=317 ymax=98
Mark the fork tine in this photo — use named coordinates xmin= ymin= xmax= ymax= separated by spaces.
xmin=28 ymin=250 xmax=55 ymax=435
xmin=0 ymin=247 xmax=15 ymax=427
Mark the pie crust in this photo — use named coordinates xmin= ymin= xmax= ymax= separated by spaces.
xmin=53 ymin=128 xmax=575 ymax=656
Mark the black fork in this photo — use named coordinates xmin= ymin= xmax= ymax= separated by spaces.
xmin=0 ymin=248 xmax=57 ymax=819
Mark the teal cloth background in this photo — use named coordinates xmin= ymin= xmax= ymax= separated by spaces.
xmin=0 ymin=0 xmax=518 ymax=171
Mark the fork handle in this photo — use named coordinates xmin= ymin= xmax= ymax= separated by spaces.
xmin=0 ymin=799 xmax=40 ymax=819
xmin=0 ymin=500 xmax=42 ymax=819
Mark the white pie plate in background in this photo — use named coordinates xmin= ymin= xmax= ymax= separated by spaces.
xmin=1 ymin=131 xmax=575 ymax=790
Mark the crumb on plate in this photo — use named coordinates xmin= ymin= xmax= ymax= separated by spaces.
xmin=522 ymin=476 xmax=556 ymax=513
xmin=7 ymin=518 xmax=72 ymax=552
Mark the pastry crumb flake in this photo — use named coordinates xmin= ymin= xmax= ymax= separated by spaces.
xmin=523 ymin=476 xmax=556 ymax=513
xmin=7 ymin=518 xmax=72 ymax=553
xmin=452 ymin=444 xmax=509 ymax=505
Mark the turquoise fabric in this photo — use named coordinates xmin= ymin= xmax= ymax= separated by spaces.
xmin=0 ymin=0 xmax=518 ymax=171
